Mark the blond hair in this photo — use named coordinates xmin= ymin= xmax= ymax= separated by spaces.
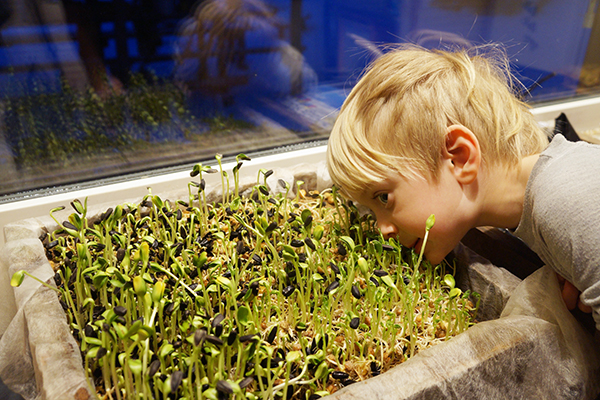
xmin=327 ymin=44 xmax=548 ymax=198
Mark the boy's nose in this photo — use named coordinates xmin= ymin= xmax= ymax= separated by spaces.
xmin=378 ymin=220 xmax=398 ymax=240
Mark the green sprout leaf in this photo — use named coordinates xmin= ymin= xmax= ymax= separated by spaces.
xmin=301 ymin=209 xmax=313 ymax=227
xmin=381 ymin=274 xmax=397 ymax=290
xmin=128 ymin=359 xmax=143 ymax=375
xmin=357 ymin=257 xmax=369 ymax=276
xmin=194 ymin=252 xmax=208 ymax=269
xmin=443 ymin=274 xmax=456 ymax=289
xmin=237 ymin=306 xmax=251 ymax=326
xmin=449 ymin=287 xmax=462 ymax=299
xmin=315 ymin=361 xmax=329 ymax=380
xmin=426 ymin=214 xmax=436 ymax=231
xmin=313 ymin=225 xmax=324 ymax=241
xmin=133 ymin=276 xmax=147 ymax=297
xmin=286 ymin=350 xmax=302 ymax=363
xmin=216 ymin=276 xmax=232 ymax=290
xmin=236 ymin=153 xmax=251 ymax=162
xmin=10 ymin=270 xmax=25 ymax=287
xmin=339 ymin=236 xmax=355 ymax=252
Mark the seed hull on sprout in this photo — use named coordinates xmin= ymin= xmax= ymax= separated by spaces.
xmin=41 ymin=157 xmax=479 ymax=400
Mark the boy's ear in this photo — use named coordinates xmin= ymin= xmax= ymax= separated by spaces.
xmin=443 ymin=125 xmax=481 ymax=184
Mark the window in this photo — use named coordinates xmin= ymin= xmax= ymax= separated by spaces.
xmin=1 ymin=0 xmax=599 ymax=199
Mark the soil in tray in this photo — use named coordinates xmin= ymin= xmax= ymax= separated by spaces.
xmin=38 ymin=160 xmax=478 ymax=400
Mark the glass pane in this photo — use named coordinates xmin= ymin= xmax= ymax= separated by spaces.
xmin=1 ymin=0 xmax=599 ymax=198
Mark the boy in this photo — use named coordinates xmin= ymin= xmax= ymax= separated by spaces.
xmin=326 ymin=44 xmax=600 ymax=329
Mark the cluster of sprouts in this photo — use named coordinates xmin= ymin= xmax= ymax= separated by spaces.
xmin=13 ymin=154 xmax=479 ymax=400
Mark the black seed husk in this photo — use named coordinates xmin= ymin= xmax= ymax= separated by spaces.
xmin=266 ymin=221 xmax=277 ymax=233
xmin=266 ymin=326 xmax=278 ymax=344
xmin=325 ymin=280 xmax=339 ymax=294
xmin=227 ymin=329 xmax=237 ymax=345
xmin=303 ymin=215 xmax=313 ymax=228
xmin=237 ymin=287 xmax=248 ymax=300
xmin=96 ymin=347 xmax=107 ymax=359
xmin=102 ymin=208 xmax=114 ymax=221
xmin=370 ymin=361 xmax=381 ymax=376
xmin=337 ymin=243 xmax=347 ymax=256
xmin=260 ymin=357 xmax=284 ymax=368
xmin=116 ymin=248 xmax=126 ymax=262
xmin=239 ymin=376 xmax=254 ymax=389
xmin=84 ymin=324 xmax=95 ymax=337
xmin=304 ymin=238 xmax=316 ymax=250
xmin=382 ymin=244 xmax=394 ymax=251
xmin=205 ymin=335 xmax=223 ymax=346
xmin=149 ymin=359 xmax=160 ymax=376
xmin=350 ymin=317 xmax=360 ymax=329
xmin=370 ymin=277 xmax=380 ymax=286
xmin=373 ymin=269 xmax=388 ymax=277
xmin=216 ymin=380 xmax=234 ymax=394
xmin=236 ymin=241 xmax=246 ymax=255
xmin=351 ymin=285 xmax=362 ymax=299
xmin=63 ymin=221 xmax=77 ymax=230
xmin=329 ymin=261 xmax=340 ymax=274
xmin=214 ymin=325 xmax=223 ymax=337
xmin=114 ymin=306 xmax=127 ymax=316
xmin=290 ymin=239 xmax=303 ymax=248
xmin=240 ymin=334 xmax=258 ymax=343
xmin=282 ymin=285 xmax=295 ymax=298
xmin=194 ymin=329 xmax=207 ymax=346
xmin=170 ymin=371 xmax=184 ymax=393
xmin=331 ymin=370 xmax=350 ymax=380
xmin=212 ymin=313 xmax=225 ymax=328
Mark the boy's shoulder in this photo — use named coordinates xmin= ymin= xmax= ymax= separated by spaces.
xmin=533 ymin=134 xmax=600 ymax=181
xmin=528 ymin=134 xmax=600 ymax=208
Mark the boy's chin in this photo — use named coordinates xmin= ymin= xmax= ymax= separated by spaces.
xmin=424 ymin=238 xmax=465 ymax=265
xmin=424 ymin=254 xmax=445 ymax=265
xmin=423 ymin=248 xmax=454 ymax=265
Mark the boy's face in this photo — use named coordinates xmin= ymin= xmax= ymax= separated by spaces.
xmin=354 ymin=165 xmax=475 ymax=265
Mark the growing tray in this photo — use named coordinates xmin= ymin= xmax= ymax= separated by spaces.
xmin=1 ymin=162 xmax=599 ymax=400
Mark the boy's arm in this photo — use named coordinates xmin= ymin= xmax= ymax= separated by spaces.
xmin=514 ymin=136 xmax=600 ymax=330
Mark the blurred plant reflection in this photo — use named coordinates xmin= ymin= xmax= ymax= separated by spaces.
xmin=1 ymin=0 xmax=599 ymax=198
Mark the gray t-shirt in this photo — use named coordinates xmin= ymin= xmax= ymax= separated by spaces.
xmin=514 ymin=134 xmax=600 ymax=329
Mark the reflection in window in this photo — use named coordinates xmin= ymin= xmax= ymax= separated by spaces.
xmin=0 ymin=0 xmax=599 ymax=197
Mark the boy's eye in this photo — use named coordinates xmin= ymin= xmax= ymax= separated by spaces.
xmin=377 ymin=193 xmax=389 ymax=205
